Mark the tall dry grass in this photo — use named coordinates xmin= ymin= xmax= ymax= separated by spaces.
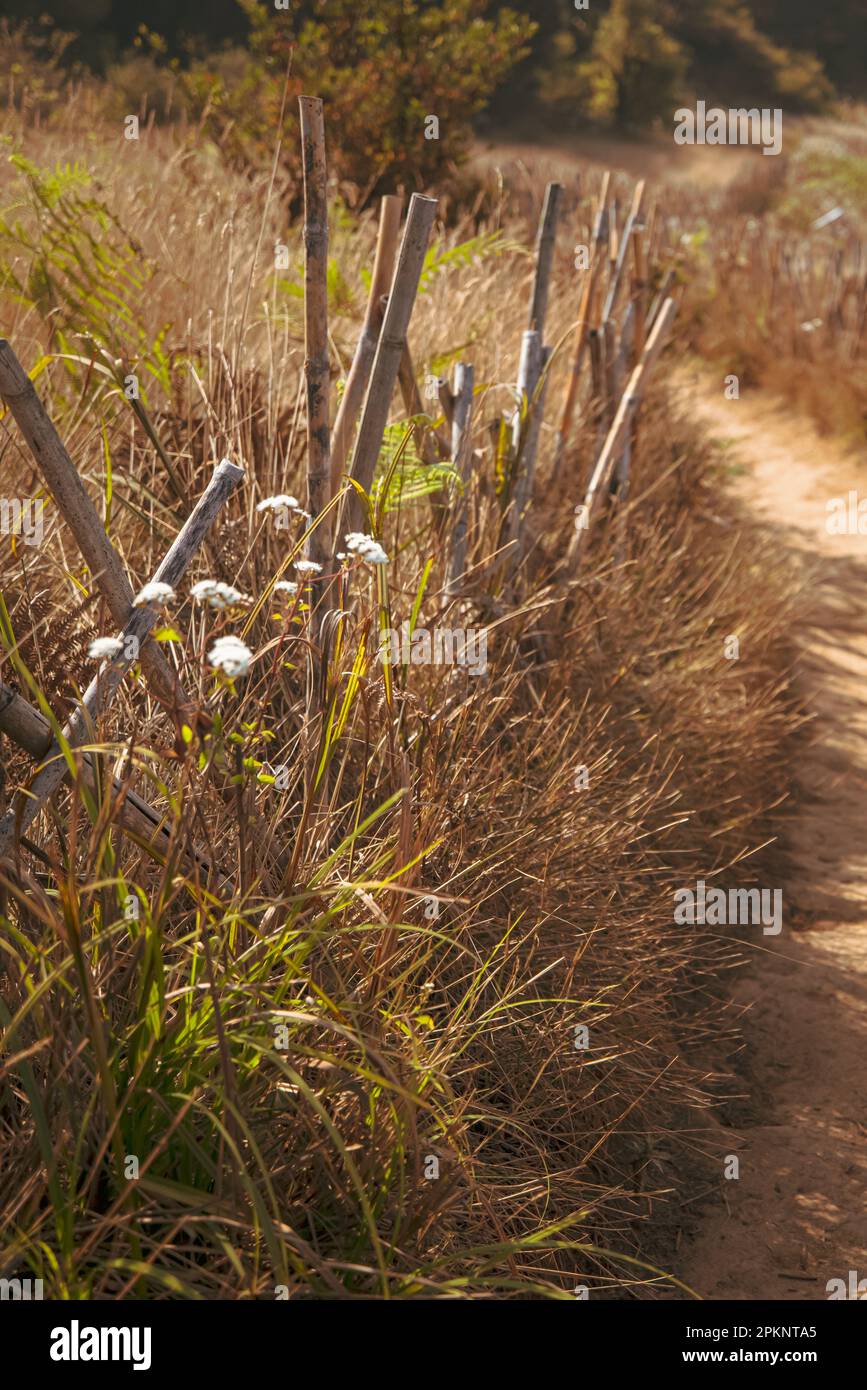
xmin=0 ymin=78 xmax=801 ymax=1298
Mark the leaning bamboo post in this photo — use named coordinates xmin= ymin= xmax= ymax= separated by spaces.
xmin=329 ymin=194 xmax=402 ymax=495
xmin=445 ymin=363 xmax=475 ymax=597
xmin=601 ymin=179 xmax=645 ymax=326
xmin=509 ymin=332 xmax=551 ymax=558
xmin=568 ymin=299 xmax=676 ymax=565
xmin=343 ymin=193 xmax=438 ymax=538
xmin=0 ymin=460 xmax=244 ymax=858
xmin=647 ymin=270 xmax=675 ymax=332
xmin=299 ymin=96 xmax=331 ymax=582
xmin=0 ymin=340 xmax=192 ymax=719
xmin=632 ymin=221 xmax=648 ymax=358
xmin=527 ymin=181 xmax=563 ymax=335
xmin=554 ymin=172 xmax=610 ymax=466
xmin=611 ymin=305 xmax=635 ymax=500
xmin=0 ymin=679 xmax=218 ymax=876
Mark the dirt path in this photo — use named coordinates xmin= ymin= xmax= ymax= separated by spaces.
xmin=672 ymin=369 xmax=867 ymax=1301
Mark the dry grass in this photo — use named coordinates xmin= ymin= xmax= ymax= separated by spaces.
xmin=671 ymin=113 xmax=867 ymax=444
xmin=0 ymin=84 xmax=802 ymax=1298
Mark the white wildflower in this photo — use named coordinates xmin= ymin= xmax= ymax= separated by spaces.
xmin=273 ymin=580 xmax=298 ymax=595
xmin=208 ymin=634 xmax=253 ymax=678
xmin=344 ymin=531 xmax=389 ymax=565
xmin=132 ymin=580 xmax=175 ymax=608
xmin=88 ymin=636 xmax=124 ymax=661
xmin=190 ymin=579 xmax=249 ymax=610
xmin=294 ymin=559 xmax=323 ymax=576
xmin=256 ymin=494 xmax=301 ymax=514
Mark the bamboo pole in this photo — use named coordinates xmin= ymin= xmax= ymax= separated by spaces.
xmin=568 ymin=299 xmax=677 ymax=565
xmin=0 ymin=459 xmax=244 ymax=858
xmin=299 ymin=96 xmax=331 ymax=581
xmin=554 ymin=172 xmax=610 ymax=466
xmin=509 ymin=332 xmax=551 ymax=558
xmin=0 ymin=339 xmax=192 ymax=719
xmin=438 ymin=378 xmax=455 ymax=432
xmin=647 ymin=270 xmax=675 ymax=332
xmin=527 ymin=181 xmax=563 ymax=336
xmin=445 ymin=363 xmax=475 ymax=597
xmin=601 ymin=179 xmax=646 ymax=326
xmin=329 ymin=194 xmax=402 ymax=495
xmin=343 ymin=193 xmax=438 ymax=538
xmin=632 ymin=221 xmax=648 ymax=357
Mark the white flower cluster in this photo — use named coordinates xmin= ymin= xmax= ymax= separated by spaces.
xmin=340 ymin=532 xmax=389 ymax=566
xmin=208 ymin=635 xmax=253 ymax=678
xmin=256 ymin=494 xmax=311 ymax=522
xmin=190 ymin=579 xmax=249 ymax=610
xmin=132 ymin=581 xmax=175 ymax=608
xmin=87 ymin=636 xmax=123 ymax=661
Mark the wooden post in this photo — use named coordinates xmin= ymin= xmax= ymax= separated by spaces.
xmin=527 ymin=181 xmax=563 ymax=336
xmin=601 ymin=179 xmax=646 ymax=326
xmin=509 ymin=332 xmax=551 ymax=559
xmin=568 ymin=299 xmax=677 ymax=565
xmin=0 ymin=339 xmax=193 ymax=719
xmin=299 ymin=96 xmax=331 ymax=579
xmin=554 ymin=172 xmax=610 ymax=466
xmin=343 ymin=193 xmax=438 ymax=538
xmin=445 ymin=363 xmax=475 ymax=597
xmin=0 ymin=460 xmax=244 ymax=857
xmin=330 ymin=194 xmax=402 ymax=495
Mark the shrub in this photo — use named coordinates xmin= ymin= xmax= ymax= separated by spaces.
xmin=180 ymin=0 xmax=536 ymax=203
xmin=573 ymin=0 xmax=687 ymax=129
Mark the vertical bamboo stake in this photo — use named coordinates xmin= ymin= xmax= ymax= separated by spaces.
xmin=330 ymin=194 xmax=402 ymax=495
xmin=554 ymin=171 xmax=610 ymax=466
xmin=509 ymin=332 xmax=551 ymax=559
xmin=343 ymin=193 xmax=438 ymax=538
xmin=527 ymin=181 xmax=563 ymax=336
xmin=632 ymin=222 xmax=648 ymax=358
xmin=568 ymin=299 xmax=677 ymax=565
xmin=299 ymin=96 xmax=331 ymax=581
xmin=602 ymin=179 xmax=646 ymax=326
xmin=445 ymin=362 xmax=475 ymax=597
xmin=0 ymin=340 xmax=192 ymax=719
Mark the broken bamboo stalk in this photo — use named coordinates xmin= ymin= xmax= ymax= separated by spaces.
xmin=330 ymin=195 xmax=403 ymax=496
xmin=0 ymin=339 xmax=192 ymax=719
xmin=568 ymin=299 xmax=676 ymax=565
xmin=343 ymin=193 xmax=438 ymax=538
xmin=397 ymin=337 xmax=448 ymax=464
xmin=0 ymin=459 xmax=244 ymax=858
xmin=527 ymin=181 xmax=563 ymax=336
xmin=445 ymin=363 xmax=475 ymax=597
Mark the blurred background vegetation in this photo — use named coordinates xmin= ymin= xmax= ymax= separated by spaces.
xmin=1 ymin=1 xmax=864 ymax=201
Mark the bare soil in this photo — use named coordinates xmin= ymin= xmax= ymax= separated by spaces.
xmin=672 ymin=368 xmax=867 ymax=1300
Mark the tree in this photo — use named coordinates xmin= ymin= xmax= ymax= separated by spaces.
xmin=576 ymin=0 xmax=686 ymax=128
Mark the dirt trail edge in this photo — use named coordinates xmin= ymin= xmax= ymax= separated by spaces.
xmin=671 ymin=368 xmax=867 ymax=1301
